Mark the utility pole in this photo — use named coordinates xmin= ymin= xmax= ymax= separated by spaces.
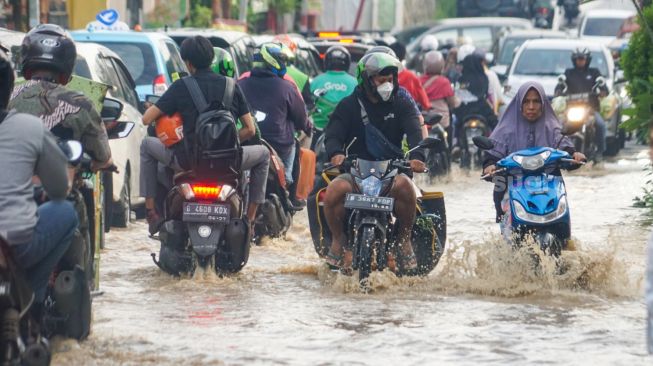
xmin=239 ymin=0 xmax=248 ymax=22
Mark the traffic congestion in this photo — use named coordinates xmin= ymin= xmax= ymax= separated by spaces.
xmin=0 ymin=0 xmax=651 ymax=364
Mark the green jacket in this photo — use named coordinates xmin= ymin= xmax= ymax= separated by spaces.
xmin=310 ymin=71 xmax=358 ymax=130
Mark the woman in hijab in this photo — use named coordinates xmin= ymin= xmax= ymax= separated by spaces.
xmin=482 ymin=81 xmax=586 ymax=221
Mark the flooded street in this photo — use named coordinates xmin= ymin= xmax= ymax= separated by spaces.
xmin=53 ymin=143 xmax=652 ymax=365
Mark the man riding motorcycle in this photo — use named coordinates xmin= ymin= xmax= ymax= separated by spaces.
xmin=0 ymin=48 xmax=78 ymax=330
xmin=238 ymin=43 xmax=312 ymax=207
xmin=141 ymin=36 xmax=267 ymax=234
xmin=275 ymin=35 xmax=315 ymax=112
xmin=323 ymin=52 xmax=426 ymax=273
xmin=554 ymin=47 xmax=608 ymax=162
xmin=310 ymin=45 xmax=357 ymax=134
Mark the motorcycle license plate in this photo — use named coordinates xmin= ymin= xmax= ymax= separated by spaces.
xmin=183 ymin=203 xmax=230 ymax=223
xmin=344 ymin=194 xmax=394 ymax=212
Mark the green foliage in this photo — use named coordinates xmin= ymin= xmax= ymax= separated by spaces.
xmin=145 ymin=1 xmax=179 ymax=28
xmin=188 ymin=4 xmax=213 ymax=27
xmin=621 ymin=4 xmax=653 ymax=135
xmin=633 ymin=164 xmax=653 ymax=212
xmin=435 ymin=0 xmax=456 ymax=19
xmin=269 ymin=0 xmax=297 ymax=14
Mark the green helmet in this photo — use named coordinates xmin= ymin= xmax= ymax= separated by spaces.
xmin=211 ymin=47 xmax=235 ymax=78
xmin=356 ymin=52 xmax=401 ymax=86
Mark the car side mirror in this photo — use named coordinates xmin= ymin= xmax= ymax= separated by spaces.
xmin=107 ymin=121 xmax=135 ymax=139
xmin=145 ymin=94 xmax=161 ymax=105
xmin=101 ymin=97 xmax=124 ymax=122
xmin=472 ymin=136 xmax=494 ymax=150
xmin=58 ymin=140 xmax=83 ymax=163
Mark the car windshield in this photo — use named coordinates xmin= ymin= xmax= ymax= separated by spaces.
xmin=513 ymin=48 xmax=609 ymax=77
xmin=498 ymin=37 xmax=527 ymax=65
xmin=583 ymin=17 xmax=626 ymax=37
xmin=95 ymin=41 xmax=158 ymax=86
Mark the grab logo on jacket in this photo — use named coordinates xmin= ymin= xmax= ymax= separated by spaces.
xmin=323 ymin=81 xmax=348 ymax=92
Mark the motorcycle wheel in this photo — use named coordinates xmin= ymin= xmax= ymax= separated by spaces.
xmin=358 ymin=226 xmax=375 ymax=284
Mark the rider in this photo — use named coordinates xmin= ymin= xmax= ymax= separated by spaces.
xmin=310 ymin=45 xmax=357 ymax=134
xmin=390 ymin=42 xmax=431 ymax=111
xmin=323 ymin=52 xmax=426 ymax=273
xmin=420 ymin=50 xmax=459 ymax=130
xmin=483 ymin=82 xmax=585 ymax=222
xmin=238 ymin=43 xmax=312 ymax=200
xmin=407 ymin=34 xmax=439 ymax=73
xmin=141 ymin=36 xmax=268 ymax=233
xmin=275 ymin=35 xmax=315 ymax=112
xmin=9 ymin=24 xmax=113 ymax=171
xmin=0 ymin=49 xmax=78 ymax=311
xmin=555 ymin=47 xmax=608 ymax=161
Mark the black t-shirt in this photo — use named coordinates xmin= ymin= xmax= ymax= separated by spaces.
xmin=324 ymin=87 xmax=425 ymax=162
xmin=155 ymin=69 xmax=251 ymax=137
xmin=563 ymin=67 xmax=605 ymax=111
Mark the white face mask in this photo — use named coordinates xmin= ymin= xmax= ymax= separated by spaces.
xmin=376 ymin=82 xmax=393 ymax=101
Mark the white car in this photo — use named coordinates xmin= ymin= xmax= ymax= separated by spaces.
xmin=578 ymin=9 xmax=635 ymax=46
xmin=74 ymin=43 xmax=147 ymax=227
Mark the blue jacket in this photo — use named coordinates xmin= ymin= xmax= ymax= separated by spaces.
xmin=238 ymin=68 xmax=310 ymax=156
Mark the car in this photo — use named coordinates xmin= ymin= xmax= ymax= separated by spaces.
xmin=457 ymin=0 xmax=530 ymax=18
xmin=306 ymin=39 xmax=372 ymax=75
xmin=578 ymin=9 xmax=636 ymax=46
xmin=166 ymin=29 xmax=257 ymax=78
xmin=504 ymin=38 xmax=622 ymax=154
xmin=73 ymin=42 xmax=147 ymax=228
xmin=71 ymin=31 xmax=188 ymax=101
xmin=491 ymin=29 xmax=569 ymax=79
xmin=405 ymin=17 xmax=533 ymax=70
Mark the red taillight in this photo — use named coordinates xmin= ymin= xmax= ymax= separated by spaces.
xmin=153 ymin=74 xmax=167 ymax=95
xmin=319 ymin=53 xmax=326 ymax=59
xmin=538 ymin=7 xmax=549 ymax=15
xmin=191 ymin=185 xmax=222 ymax=200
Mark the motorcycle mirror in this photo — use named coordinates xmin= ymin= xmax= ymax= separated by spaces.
xmin=557 ymin=74 xmax=566 ymax=83
xmin=313 ymin=88 xmax=327 ymax=98
xmin=145 ymin=94 xmax=161 ymax=105
xmin=472 ymin=136 xmax=494 ymax=150
xmin=418 ymin=137 xmax=442 ymax=150
xmin=59 ymin=140 xmax=83 ymax=163
xmin=595 ymin=76 xmax=606 ymax=87
xmin=485 ymin=52 xmax=495 ymax=65
xmin=107 ymin=122 xmax=135 ymax=139
xmin=101 ymin=97 xmax=124 ymax=123
xmin=423 ymin=112 xmax=443 ymax=126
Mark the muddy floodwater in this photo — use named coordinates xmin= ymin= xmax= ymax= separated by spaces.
xmin=52 ymin=143 xmax=652 ymax=365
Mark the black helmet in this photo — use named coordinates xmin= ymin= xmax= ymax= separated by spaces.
xmin=0 ymin=49 xmax=15 ymax=110
xmin=571 ymin=47 xmax=591 ymax=67
xmin=324 ymin=45 xmax=351 ymax=71
xmin=21 ymin=24 xmax=77 ymax=83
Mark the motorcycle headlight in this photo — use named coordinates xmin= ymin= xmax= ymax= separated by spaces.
xmin=512 ymin=151 xmax=551 ymax=171
xmin=512 ymin=197 xmax=568 ymax=224
xmin=566 ymin=106 xmax=587 ymax=123
xmin=355 ymin=176 xmax=383 ymax=197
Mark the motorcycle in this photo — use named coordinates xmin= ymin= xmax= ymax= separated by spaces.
xmin=308 ymin=137 xmax=448 ymax=285
xmin=533 ymin=1 xmax=554 ymax=29
xmin=422 ymin=111 xmax=450 ymax=177
xmin=553 ymin=75 xmax=605 ymax=162
xmin=560 ymin=0 xmax=580 ymax=26
xmin=459 ymin=114 xmax=490 ymax=170
xmin=473 ymin=135 xmax=584 ymax=256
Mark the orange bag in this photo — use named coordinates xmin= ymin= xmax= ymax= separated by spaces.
xmin=155 ymin=112 xmax=184 ymax=147
xmin=296 ymin=148 xmax=316 ymax=200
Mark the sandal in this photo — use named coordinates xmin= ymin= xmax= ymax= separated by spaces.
xmin=325 ymin=251 xmax=342 ymax=269
xmin=398 ymin=252 xmax=418 ymax=273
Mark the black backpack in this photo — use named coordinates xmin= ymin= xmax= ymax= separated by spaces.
xmin=183 ymin=77 xmax=241 ymax=177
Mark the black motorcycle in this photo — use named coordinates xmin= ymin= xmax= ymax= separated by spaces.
xmin=422 ymin=111 xmax=450 ymax=177
xmin=309 ymin=137 xmax=447 ymax=285
xmin=459 ymin=114 xmax=490 ymax=170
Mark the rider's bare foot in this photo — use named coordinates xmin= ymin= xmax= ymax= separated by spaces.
xmin=340 ymin=250 xmax=353 ymax=276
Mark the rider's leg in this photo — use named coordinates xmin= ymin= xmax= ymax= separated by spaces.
xmin=388 ymin=174 xmax=418 ymax=269
xmin=12 ymin=200 xmax=78 ymax=302
xmin=594 ymin=111 xmax=607 ymax=155
xmin=241 ymin=145 xmax=270 ymax=223
xmin=324 ymin=176 xmax=354 ymax=266
xmin=279 ymin=145 xmax=296 ymax=186
xmin=139 ymin=137 xmax=180 ymax=211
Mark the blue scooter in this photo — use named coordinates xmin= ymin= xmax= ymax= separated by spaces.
xmin=473 ymin=136 xmax=584 ymax=256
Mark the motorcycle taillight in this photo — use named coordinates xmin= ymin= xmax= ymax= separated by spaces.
xmin=191 ymin=185 xmax=222 ymax=200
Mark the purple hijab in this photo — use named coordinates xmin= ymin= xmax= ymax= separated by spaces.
xmin=487 ymin=81 xmax=573 ymax=160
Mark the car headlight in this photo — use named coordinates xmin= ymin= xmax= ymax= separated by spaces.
xmin=355 ymin=176 xmax=383 ymax=197
xmin=566 ymin=106 xmax=587 ymax=123
xmin=512 ymin=197 xmax=567 ymax=224
xmin=512 ymin=151 xmax=551 ymax=171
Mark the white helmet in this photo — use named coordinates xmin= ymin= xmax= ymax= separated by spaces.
xmin=457 ymin=44 xmax=476 ymax=63
xmin=420 ymin=35 xmax=439 ymax=52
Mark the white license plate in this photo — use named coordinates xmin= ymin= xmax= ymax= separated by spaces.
xmin=344 ymin=194 xmax=394 ymax=212
xmin=182 ymin=203 xmax=230 ymax=223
